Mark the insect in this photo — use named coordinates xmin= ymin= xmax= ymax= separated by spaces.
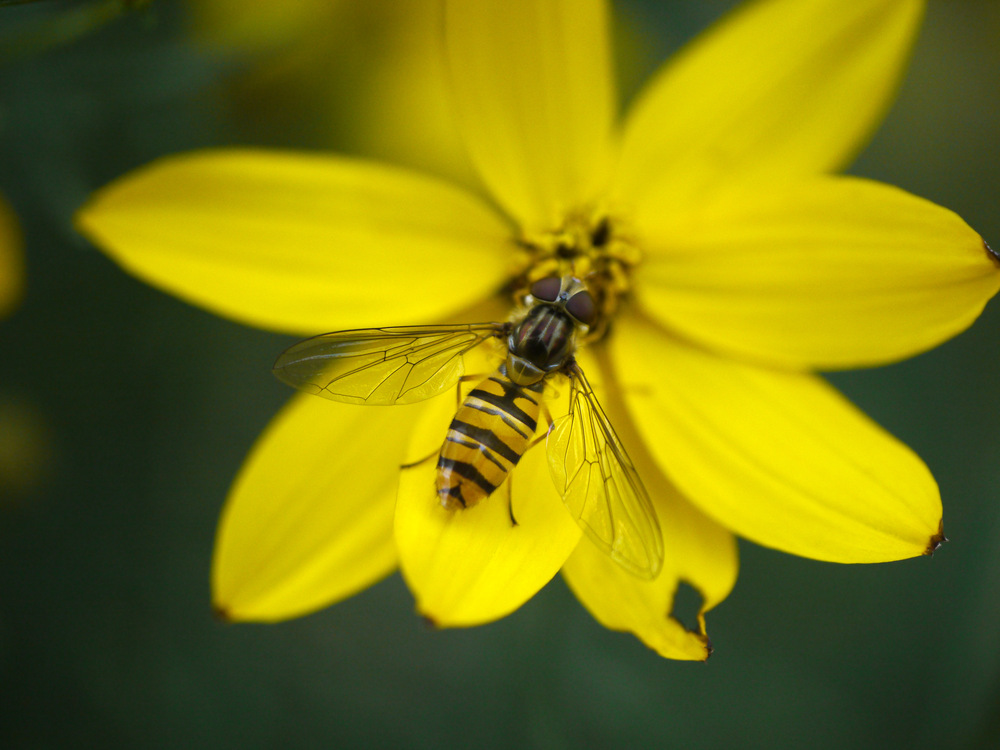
xmin=273 ymin=276 xmax=664 ymax=579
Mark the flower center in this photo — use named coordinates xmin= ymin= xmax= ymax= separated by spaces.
xmin=512 ymin=209 xmax=639 ymax=339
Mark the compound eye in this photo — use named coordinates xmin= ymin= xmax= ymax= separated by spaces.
xmin=530 ymin=277 xmax=562 ymax=302
xmin=566 ymin=290 xmax=596 ymax=326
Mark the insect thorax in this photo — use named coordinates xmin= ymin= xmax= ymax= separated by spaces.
xmin=505 ymin=305 xmax=576 ymax=386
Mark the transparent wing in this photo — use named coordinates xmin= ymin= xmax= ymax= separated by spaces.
xmin=546 ymin=361 xmax=664 ymax=579
xmin=273 ymin=324 xmax=505 ymax=405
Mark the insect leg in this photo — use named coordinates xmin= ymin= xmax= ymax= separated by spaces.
xmin=539 ymin=400 xmax=556 ymax=436
xmin=504 ymin=404 xmax=553 ymax=525
xmin=456 ymin=374 xmax=483 ymax=409
xmin=405 ymin=374 xmax=485 ymax=470
xmin=506 ymin=472 xmax=518 ymax=527
xmin=400 ymin=450 xmax=437 ymax=470
xmin=526 ymin=433 xmax=547 ymax=452
xmin=505 ymin=412 xmax=554 ymax=528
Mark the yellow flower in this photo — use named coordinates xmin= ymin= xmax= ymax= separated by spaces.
xmin=189 ymin=0 xmax=476 ymax=187
xmin=189 ymin=0 xmax=340 ymax=52
xmin=75 ymin=0 xmax=998 ymax=660
xmin=0 ymin=196 xmax=23 ymax=320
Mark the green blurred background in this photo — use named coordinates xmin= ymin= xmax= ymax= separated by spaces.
xmin=2 ymin=1 xmax=999 ymax=747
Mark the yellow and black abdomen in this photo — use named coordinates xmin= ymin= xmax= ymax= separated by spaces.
xmin=437 ymin=370 xmax=544 ymax=510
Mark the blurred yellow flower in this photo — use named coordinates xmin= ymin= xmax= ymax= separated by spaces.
xmin=189 ymin=0 xmax=337 ymax=52
xmin=0 ymin=196 xmax=23 ymax=319
xmin=77 ymin=0 xmax=998 ymax=660
xmin=0 ymin=198 xmax=45 ymax=503
xmin=0 ymin=396 xmax=51 ymax=503
xmin=189 ymin=0 xmax=474 ymax=187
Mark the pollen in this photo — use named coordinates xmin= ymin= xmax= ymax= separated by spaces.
xmin=513 ymin=208 xmax=640 ymax=334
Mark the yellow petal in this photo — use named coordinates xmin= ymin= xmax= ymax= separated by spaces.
xmin=76 ymin=149 xmax=512 ymax=335
xmin=190 ymin=0 xmax=340 ymax=51
xmin=611 ymin=316 xmax=943 ymax=563
xmin=563 ymin=464 xmax=738 ymax=661
xmin=0 ymin=197 xmax=23 ymax=318
xmin=563 ymin=349 xmax=738 ymax=660
xmin=633 ymin=176 xmax=999 ymax=370
xmin=614 ymin=0 xmax=924 ymax=207
xmin=445 ymin=0 xmax=615 ymax=230
xmin=395 ymin=390 xmax=581 ymax=626
xmin=342 ymin=0 xmax=478 ymax=190
xmin=561 ymin=505 xmax=733 ymax=661
xmin=564 ymin=550 xmax=710 ymax=660
xmin=212 ymin=393 xmax=427 ymax=621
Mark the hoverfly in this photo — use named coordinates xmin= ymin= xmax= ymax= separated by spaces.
xmin=273 ymin=276 xmax=664 ymax=579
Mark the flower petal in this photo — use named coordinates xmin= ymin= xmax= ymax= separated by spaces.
xmin=76 ymin=149 xmax=512 ymax=335
xmin=561 ymin=491 xmax=736 ymax=661
xmin=445 ymin=0 xmax=615 ymax=230
xmin=0 ymin=196 xmax=23 ymax=319
xmin=190 ymin=0 xmax=338 ymax=52
xmin=345 ymin=0 xmax=478 ymax=190
xmin=611 ymin=316 xmax=943 ymax=563
xmin=395 ymin=390 xmax=581 ymax=626
xmin=212 ymin=393 xmax=426 ymax=621
xmin=562 ymin=350 xmax=738 ymax=660
xmin=614 ymin=0 xmax=924 ymax=206
xmin=634 ymin=176 xmax=999 ymax=370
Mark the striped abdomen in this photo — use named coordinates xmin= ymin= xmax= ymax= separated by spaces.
xmin=437 ymin=369 xmax=544 ymax=510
